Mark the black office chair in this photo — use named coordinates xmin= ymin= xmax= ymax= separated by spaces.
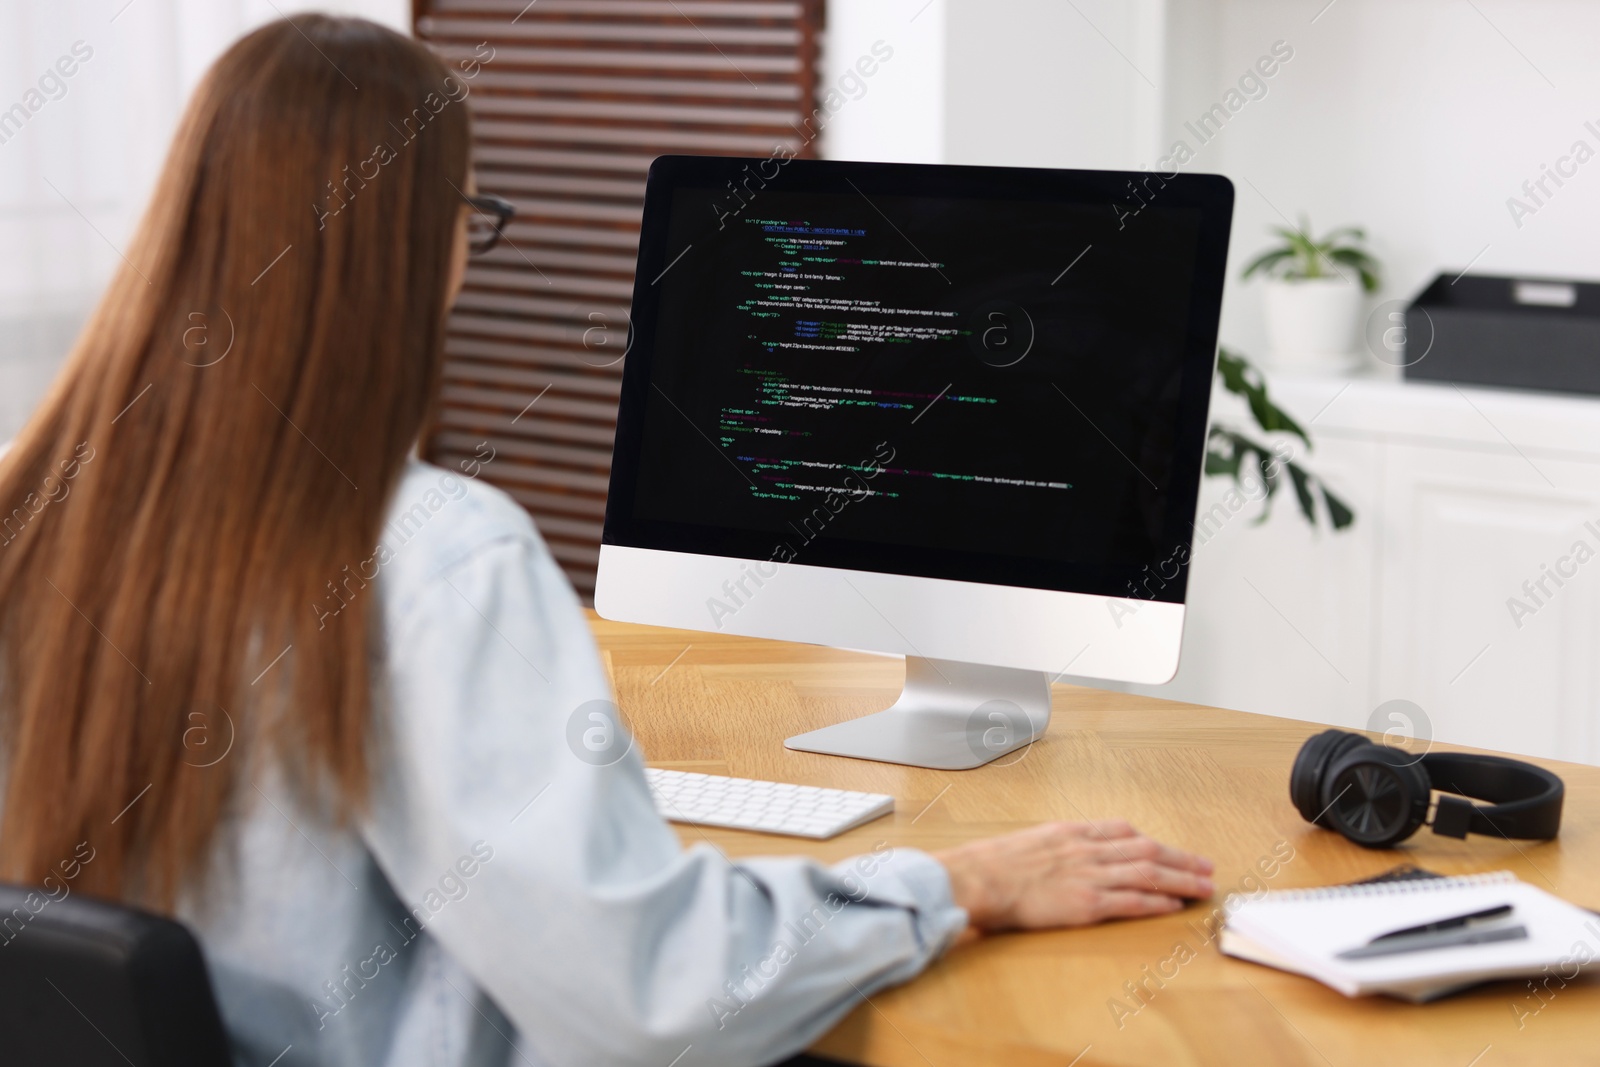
xmin=0 ymin=882 xmax=888 ymax=1067
xmin=0 ymin=883 xmax=232 ymax=1067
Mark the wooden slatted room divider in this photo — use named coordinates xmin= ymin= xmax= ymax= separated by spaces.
xmin=414 ymin=0 xmax=826 ymax=602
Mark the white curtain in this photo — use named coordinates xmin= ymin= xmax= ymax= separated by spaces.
xmin=0 ymin=0 xmax=407 ymax=438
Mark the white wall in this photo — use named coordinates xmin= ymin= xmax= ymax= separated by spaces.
xmin=0 ymin=0 xmax=408 ymax=439
xmin=1179 ymin=0 xmax=1600 ymax=359
xmin=823 ymin=0 xmax=1167 ymax=170
xmin=941 ymin=0 xmax=1166 ymax=170
xmin=820 ymin=0 xmax=946 ymax=164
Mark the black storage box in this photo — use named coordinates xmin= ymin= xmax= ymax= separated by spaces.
xmin=1404 ymin=273 xmax=1600 ymax=395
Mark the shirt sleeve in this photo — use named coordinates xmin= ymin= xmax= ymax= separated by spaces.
xmin=360 ymin=526 xmax=968 ymax=1067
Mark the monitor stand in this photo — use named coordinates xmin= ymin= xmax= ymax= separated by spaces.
xmin=785 ymin=657 xmax=1052 ymax=770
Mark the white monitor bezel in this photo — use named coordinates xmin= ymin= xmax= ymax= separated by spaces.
xmin=597 ymin=544 xmax=1185 ymax=685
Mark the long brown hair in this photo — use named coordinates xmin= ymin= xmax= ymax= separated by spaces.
xmin=0 ymin=16 xmax=470 ymax=907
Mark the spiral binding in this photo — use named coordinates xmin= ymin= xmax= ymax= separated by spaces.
xmin=1224 ymin=870 xmax=1515 ymax=913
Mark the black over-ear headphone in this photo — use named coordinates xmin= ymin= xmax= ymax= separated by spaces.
xmin=1290 ymin=729 xmax=1564 ymax=849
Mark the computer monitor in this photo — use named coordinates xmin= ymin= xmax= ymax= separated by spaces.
xmin=597 ymin=156 xmax=1234 ymax=769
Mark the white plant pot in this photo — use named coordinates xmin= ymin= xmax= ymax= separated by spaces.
xmin=1261 ymin=276 xmax=1364 ymax=373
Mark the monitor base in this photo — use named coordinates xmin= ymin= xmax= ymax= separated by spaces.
xmin=785 ymin=657 xmax=1052 ymax=770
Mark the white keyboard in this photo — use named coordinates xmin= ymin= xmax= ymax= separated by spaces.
xmin=645 ymin=768 xmax=894 ymax=839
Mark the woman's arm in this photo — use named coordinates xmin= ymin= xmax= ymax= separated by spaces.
xmin=362 ymin=523 xmax=967 ymax=1067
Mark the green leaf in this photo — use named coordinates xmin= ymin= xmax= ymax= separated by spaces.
xmin=1250 ymin=445 xmax=1278 ymax=524
xmin=1209 ymin=429 xmax=1281 ymax=525
xmin=1283 ymin=229 xmax=1321 ymax=277
xmin=1248 ymin=392 xmax=1310 ymax=449
xmin=1327 ymin=247 xmax=1382 ymax=292
xmin=1256 ymin=447 xmax=1279 ymax=495
xmin=1286 ymin=462 xmax=1317 ymax=525
xmin=1241 ymin=247 xmax=1294 ymax=280
xmin=1322 ymin=485 xmax=1355 ymax=529
xmin=1215 ymin=347 xmax=1250 ymax=396
xmin=1205 ymin=426 xmax=1241 ymax=477
xmin=1216 ymin=347 xmax=1311 ymax=449
xmin=1205 ymin=449 xmax=1240 ymax=477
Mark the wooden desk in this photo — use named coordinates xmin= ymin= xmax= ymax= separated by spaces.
xmin=593 ymin=614 xmax=1600 ymax=1067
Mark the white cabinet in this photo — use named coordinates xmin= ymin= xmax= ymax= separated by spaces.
xmin=1375 ymin=443 xmax=1600 ymax=762
xmin=1098 ymin=376 xmax=1600 ymax=766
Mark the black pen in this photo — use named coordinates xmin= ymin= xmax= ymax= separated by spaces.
xmin=1367 ymin=904 xmax=1514 ymax=943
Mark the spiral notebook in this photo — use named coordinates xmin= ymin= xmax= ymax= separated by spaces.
xmin=1220 ymin=871 xmax=1600 ymax=1002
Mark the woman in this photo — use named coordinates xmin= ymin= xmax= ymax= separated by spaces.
xmin=0 ymin=16 xmax=1213 ymax=1067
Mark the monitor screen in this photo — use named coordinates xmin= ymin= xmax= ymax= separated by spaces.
xmin=605 ymin=157 xmax=1233 ymax=604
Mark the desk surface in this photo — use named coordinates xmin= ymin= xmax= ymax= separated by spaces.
xmin=592 ymin=614 xmax=1600 ymax=1067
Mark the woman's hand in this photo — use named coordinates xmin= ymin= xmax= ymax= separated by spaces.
xmin=932 ymin=820 xmax=1214 ymax=933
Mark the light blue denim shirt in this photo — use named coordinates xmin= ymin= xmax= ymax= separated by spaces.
xmin=179 ymin=459 xmax=967 ymax=1067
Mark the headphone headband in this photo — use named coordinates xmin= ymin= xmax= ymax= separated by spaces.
xmin=1421 ymin=751 xmax=1564 ymax=840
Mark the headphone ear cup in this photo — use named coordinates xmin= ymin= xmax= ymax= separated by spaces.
xmin=1321 ymin=744 xmax=1432 ymax=849
xmin=1291 ymin=730 xmax=1371 ymax=827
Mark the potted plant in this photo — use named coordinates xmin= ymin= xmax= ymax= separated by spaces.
xmin=1242 ymin=219 xmax=1381 ymax=374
